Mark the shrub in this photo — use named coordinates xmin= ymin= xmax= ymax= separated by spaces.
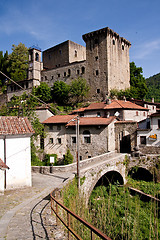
xmin=43 ymin=153 xmax=57 ymax=166
xmin=64 ymin=149 xmax=73 ymax=165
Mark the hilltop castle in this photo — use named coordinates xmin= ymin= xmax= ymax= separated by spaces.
xmin=7 ymin=27 xmax=131 ymax=100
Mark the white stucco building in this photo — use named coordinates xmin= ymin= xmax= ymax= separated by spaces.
xmin=0 ymin=116 xmax=34 ymax=191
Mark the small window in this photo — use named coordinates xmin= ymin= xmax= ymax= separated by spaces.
xmin=97 ymin=112 xmax=101 ymax=117
xmin=64 ymin=72 xmax=66 ymax=77
xmin=59 ymin=50 xmax=62 ymax=55
xmin=57 ymin=74 xmax=60 ymax=78
xmin=75 ymin=50 xmax=77 ymax=57
xmin=140 ymin=136 xmax=146 ymax=145
xmin=96 ymin=70 xmax=99 ymax=76
xmin=113 ymin=39 xmax=115 ymax=45
xmin=68 ymin=69 xmax=71 ymax=75
xmin=81 ymin=67 xmax=85 ymax=74
xmin=136 ymin=111 xmax=138 ymax=116
xmin=95 ymin=56 xmax=98 ymax=61
xmin=158 ymin=119 xmax=160 ymax=129
xmin=80 ymin=156 xmax=82 ymax=161
xmin=77 ymin=69 xmax=80 ymax=75
xmin=97 ymin=89 xmax=100 ymax=94
xmin=35 ymin=53 xmax=39 ymax=61
xmin=72 ymin=137 xmax=76 ymax=144
xmin=143 ymin=112 xmax=146 ymax=116
xmin=45 ymin=76 xmax=47 ymax=80
xmin=88 ymin=156 xmax=91 ymax=158
xmin=49 ymin=138 xmax=53 ymax=144
xmin=51 ymin=76 xmax=54 ymax=80
xmin=49 ymin=125 xmax=53 ymax=130
xmin=41 ymin=77 xmax=43 ymax=81
xmin=57 ymin=138 xmax=61 ymax=144
xmin=57 ymin=125 xmax=61 ymax=130
xmin=84 ymin=137 xmax=91 ymax=143
xmin=122 ymin=45 xmax=124 ymax=50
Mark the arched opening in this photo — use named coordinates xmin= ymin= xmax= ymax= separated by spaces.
xmin=94 ymin=171 xmax=124 ymax=188
xmin=120 ymin=131 xmax=131 ymax=153
xmin=128 ymin=167 xmax=153 ymax=182
xmin=35 ymin=52 xmax=39 ymax=61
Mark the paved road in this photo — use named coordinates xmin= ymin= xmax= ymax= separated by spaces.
xmin=0 ymin=172 xmax=75 ymax=240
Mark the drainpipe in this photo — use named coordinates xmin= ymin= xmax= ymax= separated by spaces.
xmin=4 ymin=136 xmax=6 ymax=189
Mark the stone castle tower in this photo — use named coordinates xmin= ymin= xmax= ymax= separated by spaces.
xmin=82 ymin=27 xmax=131 ymax=99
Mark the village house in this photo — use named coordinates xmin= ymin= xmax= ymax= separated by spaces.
xmin=137 ymin=112 xmax=160 ymax=146
xmin=70 ymin=99 xmax=149 ymax=122
xmin=0 ymin=116 xmax=34 ymax=190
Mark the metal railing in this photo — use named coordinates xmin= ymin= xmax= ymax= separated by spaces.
xmin=50 ymin=190 xmax=111 ymax=240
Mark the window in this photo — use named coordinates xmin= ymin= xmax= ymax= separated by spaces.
xmin=64 ymin=72 xmax=66 ymax=77
xmin=57 ymin=125 xmax=61 ymax=130
xmin=140 ymin=136 xmax=146 ymax=145
xmin=158 ymin=119 xmax=160 ymax=129
xmin=94 ymin=39 xmax=99 ymax=44
xmin=80 ymin=113 xmax=84 ymax=117
xmin=113 ymin=39 xmax=115 ymax=45
xmin=136 ymin=111 xmax=139 ymax=116
xmin=72 ymin=137 xmax=76 ymax=144
xmin=51 ymin=76 xmax=54 ymax=80
xmin=81 ymin=67 xmax=85 ymax=74
xmin=95 ymin=56 xmax=98 ymax=61
xmin=122 ymin=45 xmax=124 ymax=50
xmin=97 ymin=89 xmax=100 ymax=94
xmin=88 ymin=156 xmax=91 ymax=158
xmin=75 ymin=50 xmax=77 ymax=57
xmin=68 ymin=69 xmax=71 ymax=76
xmin=80 ymin=156 xmax=82 ymax=161
xmin=49 ymin=138 xmax=53 ymax=144
xmin=57 ymin=138 xmax=61 ymax=144
xmin=83 ymin=130 xmax=91 ymax=144
xmin=49 ymin=125 xmax=53 ymax=130
xmin=97 ymin=112 xmax=101 ymax=117
xmin=45 ymin=76 xmax=47 ymax=80
xmin=77 ymin=69 xmax=80 ymax=75
xmin=35 ymin=53 xmax=39 ymax=61
xmin=41 ymin=77 xmax=43 ymax=81
xmin=143 ymin=112 xmax=146 ymax=116
xmin=59 ymin=49 xmax=62 ymax=55
xmin=96 ymin=70 xmax=99 ymax=76
xmin=57 ymin=74 xmax=60 ymax=78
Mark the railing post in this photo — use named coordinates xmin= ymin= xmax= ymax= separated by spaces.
xmin=67 ymin=212 xmax=71 ymax=240
xmin=91 ymin=230 xmax=95 ymax=240
xmin=56 ymin=202 xmax=59 ymax=225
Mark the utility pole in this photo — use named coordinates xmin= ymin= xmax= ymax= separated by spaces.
xmin=76 ymin=116 xmax=80 ymax=189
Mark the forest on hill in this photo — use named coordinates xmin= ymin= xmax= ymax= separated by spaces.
xmin=145 ymin=73 xmax=160 ymax=102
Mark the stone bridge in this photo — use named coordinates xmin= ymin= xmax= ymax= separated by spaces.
xmin=32 ymin=151 xmax=127 ymax=201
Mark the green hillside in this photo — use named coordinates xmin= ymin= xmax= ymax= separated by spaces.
xmin=145 ymin=73 xmax=160 ymax=102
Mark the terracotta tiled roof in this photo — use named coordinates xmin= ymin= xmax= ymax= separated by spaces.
xmin=0 ymin=116 xmax=35 ymax=135
xmin=70 ymin=107 xmax=86 ymax=114
xmin=150 ymin=113 xmax=160 ymax=117
xmin=66 ymin=116 xmax=116 ymax=126
xmin=104 ymin=100 xmax=148 ymax=110
xmin=0 ymin=158 xmax=9 ymax=169
xmin=43 ymin=115 xmax=78 ymax=124
xmin=85 ymin=102 xmax=106 ymax=110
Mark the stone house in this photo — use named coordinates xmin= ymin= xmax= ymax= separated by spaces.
xmin=137 ymin=112 xmax=160 ymax=146
xmin=0 ymin=116 xmax=34 ymax=190
xmin=70 ymin=99 xmax=149 ymax=122
xmin=42 ymin=115 xmax=117 ymax=161
xmin=7 ymin=26 xmax=131 ymax=101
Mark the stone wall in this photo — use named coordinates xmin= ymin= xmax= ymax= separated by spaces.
xmin=139 ymin=146 xmax=160 ymax=154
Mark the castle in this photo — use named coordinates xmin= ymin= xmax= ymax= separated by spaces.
xmin=7 ymin=27 xmax=131 ymax=100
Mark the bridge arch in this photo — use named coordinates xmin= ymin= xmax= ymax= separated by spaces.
xmin=128 ymin=167 xmax=153 ymax=182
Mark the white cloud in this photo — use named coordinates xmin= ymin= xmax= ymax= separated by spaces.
xmin=133 ymin=39 xmax=160 ymax=59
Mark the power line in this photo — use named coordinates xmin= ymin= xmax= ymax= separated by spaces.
xmin=0 ymin=71 xmax=48 ymax=106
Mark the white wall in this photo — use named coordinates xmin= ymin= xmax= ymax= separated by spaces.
xmin=0 ymin=136 xmax=32 ymax=190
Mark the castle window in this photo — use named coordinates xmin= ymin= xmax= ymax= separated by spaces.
xmin=75 ymin=50 xmax=77 ymax=57
xmin=94 ymin=39 xmax=99 ymax=44
xmin=59 ymin=50 xmax=62 ymax=55
xmin=77 ymin=69 xmax=80 ymax=75
xmin=113 ymin=39 xmax=115 ymax=45
xmin=35 ymin=53 xmax=39 ymax=61
xmin=97 ymin=89 xmax=100 ymax=93
xmin=64 ymin=72 xmax=66 ymax=77
xmin=80 ymin=156 xmax=82 ymax=160
xmin=45 ymin=76 xmax=47 ymax=80
xmin=96 ymin=70 xmax=99 ymax=76
xmin=81 ymin=67 xmax=85 ymax=74
xmin=95 ymin=56 xmax=98 ymax=61
xmin=51 ymin=76 xmax=54 ymax=80
xmin=58 ymin=74 xmax=60 ymax=78
xmin=57 ymin=138 xmax=61 ymax=144
xmin=68 ymin=69 xmax=71 ymax=76
xmin=122 ymin=45 xmax=124 ymax=50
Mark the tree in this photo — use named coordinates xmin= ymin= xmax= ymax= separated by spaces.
xmin=33 ymin=82 xmax=51 ymax=103
xmin=0 ymin=50 xmax=9 ymax=87
xmin=70 ymin=77 xmax=89 ymax=104
xmin=52 ymin=81 xmax=70 ymax=105
xmin=130 ymin=62 xmax=148 ymax=99
xmin=7 ymin=43 xmax=29 ymax=82
xmin=64 ymin=149 xmax=73 ymax=165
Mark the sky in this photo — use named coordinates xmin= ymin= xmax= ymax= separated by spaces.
xmin=0 ymin=0 xmax=160 ymax=78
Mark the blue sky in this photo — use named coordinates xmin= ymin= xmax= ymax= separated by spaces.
xmin=0 ymin=0 xmax=160 ymax=78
